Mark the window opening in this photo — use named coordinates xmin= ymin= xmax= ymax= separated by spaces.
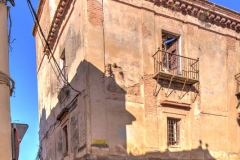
xmin=167 ymin=118 xmax=180 ymax=146
xmin=63 ymin=125 xmax=68 ymax=155
xmin=59 ymin=49 xmax=67 ymax=86
xmin=162 ymin=31 xmax=181 ymax=75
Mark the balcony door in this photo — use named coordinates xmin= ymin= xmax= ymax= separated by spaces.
xmin=162 ymin=31 xmax=181 ymax=75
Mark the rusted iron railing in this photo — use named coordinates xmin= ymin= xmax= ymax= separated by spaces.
xmin=153 ymin=49 xmax=199 ymax=80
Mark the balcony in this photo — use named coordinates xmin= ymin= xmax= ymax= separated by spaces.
xmin=152 ymin=49 xmax=199 ymax=84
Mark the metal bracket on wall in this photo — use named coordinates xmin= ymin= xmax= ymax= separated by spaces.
xmin=235 ymin=92 xmax=240 ymax=108
xmin=178 ymin=79 xmax=187 ymax=99
xmin=153 ymin=75 xmax=162 ymax=96
xmin=235 ymin=72 xmax=240 ymax=125
xmin=236 ymin=101 xmax=240 ymax=109
xmin=191 ymin=82 xmax=200 ymax=103
xmin=235 ymin=73 xmax=240 ymax=84
xmin=165 ymin=75 xmax=174 ymax=97
xmin=235 ymin=73 xmax=240 ymax=105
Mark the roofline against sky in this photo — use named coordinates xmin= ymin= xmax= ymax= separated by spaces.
xmin=32 ymin=0 xmax=240 ymax=36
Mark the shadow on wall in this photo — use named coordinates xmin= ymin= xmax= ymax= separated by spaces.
xmin=38 ymin=60 xmax=136 ymax=159
xmin=130 ymin=140 xmax=216 ymax=160
xmin=38 ymin=60 xmax=215 ymax=160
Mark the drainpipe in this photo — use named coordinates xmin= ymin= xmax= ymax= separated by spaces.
xmin=0 ymin=3 xmax=12 ymax=160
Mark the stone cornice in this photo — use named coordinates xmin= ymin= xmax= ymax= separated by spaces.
xmin=34 ymin=0 xmax=73 ymax=55
xmin=33 ymin=0 xmax=240 ymax=56
xmin=46 ymin=0 xmax=72 ymax=55
xmin=32 ymin=0 xmax=46 ymax=36
xmin=146 ymin=0 xmax=240 ymax=32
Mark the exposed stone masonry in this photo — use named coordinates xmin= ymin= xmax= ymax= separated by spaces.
xmin=143 ymin=74 xmax=157 ymax=117
xmin=226 ymin=36 xmax=236 ymax=52
xmin=87 ymin=0 xmax=103 ymax=26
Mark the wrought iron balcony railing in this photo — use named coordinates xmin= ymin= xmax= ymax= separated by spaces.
xmin=152 ymin=49 xmax=199 ymax=84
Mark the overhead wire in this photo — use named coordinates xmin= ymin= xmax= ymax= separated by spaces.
xmin=3 ymin=7 xmax=15 ymax=96
xmin=26 ymin=0 xmax=86 ymax=143
xmin=27 ymin=0 xmax=62 ymax=76
xmin=27 ymin=0 xmax=47 ymax=75
xmin=7 ymin=7 xmax=13 ymax=52
xmin=26 ymin=0 xmax=81 ymax=94
xmin=49 ymin=59 xmax=62 ymax=84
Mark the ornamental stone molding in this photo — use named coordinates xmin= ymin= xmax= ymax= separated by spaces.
xmin=32 ymin=0 xmax=46 ymax=35
xmin=33 ymin=0 xmax=240 ymax=55
xmin=33 ymin=0 xmax=73 ymax=55
xmin=146 ymin=0 xmax=240 ymax=32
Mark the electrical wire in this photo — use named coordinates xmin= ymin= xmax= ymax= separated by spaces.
xmin=27 ymin=0 xmax=81 ymax=94
xmin=27 ymin=0 xmax=47 ymax=75
xmin=49 ymin=59 xmax=62 ymax=84
xmin=7 ymin=6 xmax=15 ymax=52
xmin=26 ymin=0 xmax=86 ymax=144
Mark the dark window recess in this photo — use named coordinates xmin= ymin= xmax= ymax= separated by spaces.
xmin=63 ymin=126 xmax=68 ymax=154
xmin=59 ymin=49 xmax=67 ymax=86
xmin=167 ymin=118 xmax=180 ymax=146
xmin=162 ymin=31 xmax=180 ymax=74
xmin=153 ymin=31 xmax=199 ymax=84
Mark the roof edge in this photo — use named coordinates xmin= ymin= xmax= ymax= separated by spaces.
xmin=146 ymin=0 xmax=240 ymax=32
xmin=32 ymin=0 xmax=46 ymax=36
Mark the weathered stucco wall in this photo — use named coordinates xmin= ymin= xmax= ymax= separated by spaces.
xmin=0 ymin=3 xmax=12 ymax=160
xmin=34 ymin=0 xmax=240 ymax=159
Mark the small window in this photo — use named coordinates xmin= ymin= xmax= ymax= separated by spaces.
xmin=63 ymin=125 xmax=68 ymax=155
xmin=59 ymin=49 xmax=67 ymax=85
xmin=167 ymin=118 xmax=180 ymax=146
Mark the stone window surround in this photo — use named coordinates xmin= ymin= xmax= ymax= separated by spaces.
xmin=60 ymin=114 xmax=70 ymax=157
xmin=62 ymin=125 xmax=69 ymax=156
xmin=167 ymin=117 xmax=181 ymax=146
xmin=161 ymin=102 xmax=190 ymax=150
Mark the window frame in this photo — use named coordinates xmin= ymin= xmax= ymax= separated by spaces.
xmin=62 ymin=125 xmax=69 ymax=156
xmin=167 ymin=117 xmax=181 ymax=147
xmin=60 ymin=116 xmax=69 ymax=157
xmin=59 ymin=48 xmax=67 ymax=86
xmin=162 ymin=30 xmax=182 ymax=75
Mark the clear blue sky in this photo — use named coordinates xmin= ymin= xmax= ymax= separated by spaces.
xmin=8 ymin=0 xmax=240 ymax=160
xmin=9 ymin=0 xmax=38 ymax=160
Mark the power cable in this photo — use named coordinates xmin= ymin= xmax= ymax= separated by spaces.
xmin=27 ymin=0 xmax=63 ymax=77
xmin=49 ymin=59 xmax=62 ymax=84
xmin=27 ymin=0 xmax=81 ymax=94
xmin=27 ymin=0 xmax=47 ymax=75
xmin=27 ymin=0 xmax=62 ymax=76
xmin=26 ymin=0 xmax=86 ymax=143
xmin=7 ymin=7 xmax=15 ymax=52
